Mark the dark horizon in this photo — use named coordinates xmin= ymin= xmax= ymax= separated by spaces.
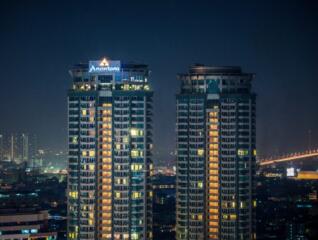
xmin=1 ymin=0 xmax=318 ymax=162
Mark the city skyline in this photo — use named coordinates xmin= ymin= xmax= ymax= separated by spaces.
xmin=0 ymin=1 xmax=317 ymax=240
xmin=0 ymin=1 xmax=318 ymax=162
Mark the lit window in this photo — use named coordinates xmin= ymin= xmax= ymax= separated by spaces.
xmin=253 ymin=149 xmax=257 ymax=156
xmin=69 ymin=191 xmax=78 ymax=199
xmin=197 ymin=149 xmax=204 ymax=156
xmin=115 ymin=192 xmax=121 ymax=199
xmin=130 ymin=128 xmax=143 ymax=137
xmin=253 ymin=200 xmax=257 ymax=207
xmin=131 ymin=163 xmax=143 ymax=171
xmin=131 ymin=233 xmax=139 ymax=240
xmin=144 ymin=85 xmax=150 ymax=90
xmin=89 ymin=164 xmax=95 ymax=171
xmin=72 ymin=137 xmax=78 ymax=144
xmin=132 ymin=191 xmax=142 ymax=199
xmin=131 ymin=149 xmax=143 ymax=158
xmin=238 ymin=149 xmax=248 ymax=157
xmin=89 ymin=150 xmax=95 ymax=157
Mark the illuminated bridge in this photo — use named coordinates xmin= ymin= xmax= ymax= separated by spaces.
xmin=259 ymin=149 xmax=318 ymax=166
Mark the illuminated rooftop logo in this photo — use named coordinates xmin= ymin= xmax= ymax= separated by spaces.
xmin=99 ymin=58 xmax=109 ymax=67
xmin=89 ymin=58 xmax=120 ymax=73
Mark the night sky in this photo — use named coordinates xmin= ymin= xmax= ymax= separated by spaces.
xmin=0 ymin=0 xmax=318 ymax=162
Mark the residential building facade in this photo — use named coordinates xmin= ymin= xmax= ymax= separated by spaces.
xmin=176 ymin=65 xmax=256 ymax=240
xmin=67 ymin=58 xmax=153 ymax=240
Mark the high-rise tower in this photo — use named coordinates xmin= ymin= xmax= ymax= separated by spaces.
xmin=67 ymin=58 xmax=153 ymax=240
xmin=176 ymin=65 xmax=256 ymax=240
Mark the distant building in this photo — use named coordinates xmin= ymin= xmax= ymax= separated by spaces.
xmin=21 ymin=133 xmax=29 ymax=162
xmin=0 ymin=209 xmax=57 ymax=240
xmin=67 ymin=58 xmax=153 ymax=239
xmin=0 ymin=134 xmax=3 ymax=161
xmin=0 ymin=133 xmax=38 ymax=165
xmin=28 ymin=134 xmax=39 ymax=168
xmin=176 ymin=65 xmax=256 ymax=239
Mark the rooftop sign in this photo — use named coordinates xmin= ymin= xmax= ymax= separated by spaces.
xmin=89 ymin=58 xmax=121 ymax=73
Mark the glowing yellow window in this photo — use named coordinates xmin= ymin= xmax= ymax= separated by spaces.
xmin=123 ymin=233 xmax=129 ymax=239
xmin=209 ymin=221 xmax=218 ymax=226
xmin=209 ymin=201 xmax=218 ymax=207
xmin=209 ymin=228 xmax=218 ymax=233
xmin=197 ymin=181 xmax=203 ymax=188
xmin=209 ymin=183 xmax=218 ymax=188
xmin=253 ymin=200 xmax=257 ymax=207
xmin=209 ymin=176 xmax=218 ymax=182
xmin=102 ymin=158 xmax=111 ymax=163
xmin=238 ymin=149 xmax=248 ymax=157
xmin=102 ymin=192 xmax=112 ymax=197
xmin=209 ymin=163 xmax=218 ymax=169
xmin=130 ymin=128 xmax=143 ymax=136
xmin=115 ymin=192 xmax=121 ymax=199
xmin=211 ymin=150 xmax=219 ymax=156
xmin=131 ymin=163 xmax=142 ymax=171
xmin=102 ymin=199 xmax=111 ymax=204
xmin=210 ymin=125 xmax=218 ymax=130
xmin=210 ymin=118 xmax=218 ymax=123
xmin=89 ymin=150 xmax=95 ymax=157
xmin=131 ymin=233 xmax=139 ymax=240
xmin=132 ymin=191 xmax=142 ymax=199
xmin=102 ymin=185 xmax=111 ymax=191
xmin=89 ymin=164 xmax=95 ymax=171
xmin=253 ymin=149 xmax=257 ymax=156
xmin=210 ymin=131 xmax=218 ymax=137
xmin=72 ymin=137 xmax=78 ymax=144
xmin=102 ymin=164 xmax=112 ymax=170
xmin=230 ymin=214 xmax=237 ymax=220
xmin=131 ymin=149 xmax=142 ymax=158
xmin=211 ymin=138 xmax=218 ymax=143
xmin=209 ymin=209 xmax=218 ymax=214
xmin=82 ymin=109 xmax=87 ymax=116
xmin=197 ymin=149 xmax=204 ymax=156
xmin=69 ymin=191 xmax=78 ymax=199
